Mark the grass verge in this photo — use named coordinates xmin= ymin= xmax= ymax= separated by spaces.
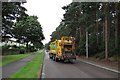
xmin=0 ymin=53 xmax=32 ymax=67
xmin=10 ymin=50 xmax=44 ymax=78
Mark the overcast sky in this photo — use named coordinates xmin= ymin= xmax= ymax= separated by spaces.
xmin=23 ymin=0 xmax=72 ymax=45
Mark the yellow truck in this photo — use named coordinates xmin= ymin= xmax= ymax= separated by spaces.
xmin=49 ymin=36 xmax=76 ymax=62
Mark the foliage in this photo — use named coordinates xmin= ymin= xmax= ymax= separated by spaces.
xmin=2 ymin=2 xmax=28 ymax=37
xmin=19 ymin=47 xmax=26 ymax=54
xmin=50 ymin=2 xmax=120 ymax=59
xmin=2 ymin=2 xmax=45 ymax=52
xmin=12 ymin=16 xmax=45 ymax=49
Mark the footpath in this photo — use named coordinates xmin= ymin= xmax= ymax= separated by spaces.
xmin=2 ymin=52 xmax=38 ymax=78
xmin=78 ymin=56 xmax=119 ymax=74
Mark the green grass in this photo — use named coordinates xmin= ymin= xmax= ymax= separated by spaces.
xmin=0 ymin=53 xmax=32 ymax=67
xmin=10 ymin=50 xmax=44 ymax=78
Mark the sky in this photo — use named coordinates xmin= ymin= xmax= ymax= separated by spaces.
xmin=23 ymin=0 xmax=72 ymax=45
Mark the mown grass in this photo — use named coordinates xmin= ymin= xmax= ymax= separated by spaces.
xmin=10 ymin=50 xmax=44 ymax=78
xmin=0 ymin=53 xmax=32 ymax=67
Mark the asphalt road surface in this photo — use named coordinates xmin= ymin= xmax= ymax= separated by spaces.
xmin=41 ymin=52 xmax=119 ymax=78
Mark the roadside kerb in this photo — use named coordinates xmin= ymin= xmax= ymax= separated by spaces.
xmin=37 ymin=64 xmax=43 ymax=79
xmin=78 ymin=58 xmax=120 ymax=74
xmin=38 ymin=50 xmax=45 ymax=79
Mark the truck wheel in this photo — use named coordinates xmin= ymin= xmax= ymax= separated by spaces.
xmin=49 ymin=54 xmax=52 ymax=59
xmin=53 ymin=55 xmax=55 ymax=61
xmin=61 ymin=59 xmax=64 ymax=62
xmin=50 ymin=55 xmax=52 ymax=59
xmin=50 ymin=57 xmax=52 ymax=59
xmin=55 ymin=58 xmax=59 ymax=62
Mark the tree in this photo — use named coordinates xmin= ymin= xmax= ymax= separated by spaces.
xmin=12 ymin=16 xmax=45 ymax=50
xmin=104 ymin=3 xmax=109 ymax=59
xmin=115 ymin=2 xmax=118 ymax=49
xmin=50 ymin=2 xmax=120 ymax=60
xmin=2 ymin=2 xmax=28 ymax=37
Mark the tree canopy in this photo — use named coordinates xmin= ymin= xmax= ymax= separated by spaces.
xmin=50 ymin=2 xmax=120 ymax=59
xmin=2 ymin=2 xmax=28 ymax=37
xmin=12 ymin=16 xmax=45 ymax=49
xmin=2 ymin=2 xmax=45 ymax=49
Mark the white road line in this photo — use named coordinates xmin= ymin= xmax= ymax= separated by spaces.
xmin=78 ymin=59 xmax=120 ymax=73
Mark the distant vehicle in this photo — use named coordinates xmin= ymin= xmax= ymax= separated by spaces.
xmin=46 ymin=49 xmax=49 ymax=52
xmin=49 ymin=36 xmax=76 ymax=62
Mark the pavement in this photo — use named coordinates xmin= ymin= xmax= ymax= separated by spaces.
xmin=1 ymin=51 xmax=40 ymax=78
xmin=78 ymin=58 xmax=119 ymax=73
xmin=41 ymin=52 xmax=119 ymax=78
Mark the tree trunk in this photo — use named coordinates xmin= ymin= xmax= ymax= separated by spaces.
xmin=105 ymin=3 xmax=109 ymax=59
xmin=86 ymin=30 xmax=88 ymax=58
xmin=103 ymin=22 xmax=105 ymax=42
xmin=105 ymin=17 xmax=108 ymax=59
xmin=76 ymin=28 xmax=78 ymax=40
xmin=115 ymin=2 xmax=118 ymax=49
xmin=75 ymin=28 xmax=78 ymax=55
xmin=26 ymin=42 xmax=29 ymax=52
xmin=118 ymin=3 xmax=120 ymax=57
xmin=96 ymin=14 xmax=99 ymax=46
xmin=80 ymin=27 xmax=82 ymax=42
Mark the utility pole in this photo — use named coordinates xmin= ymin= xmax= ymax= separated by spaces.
xmin=86 ymin=31 xmax=88 ymax=58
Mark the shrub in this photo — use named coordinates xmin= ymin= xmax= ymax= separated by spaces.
xmin=19 ymin=47 xmax=26 ymax=54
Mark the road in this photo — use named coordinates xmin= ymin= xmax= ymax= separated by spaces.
xmin=41 ymin=52 xmax=119 ymax=79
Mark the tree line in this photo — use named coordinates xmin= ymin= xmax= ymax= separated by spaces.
xmin=2 ymin=2 xmax=45 ymax=50
xmin=50 ymin=2 xmax=120 ymax=59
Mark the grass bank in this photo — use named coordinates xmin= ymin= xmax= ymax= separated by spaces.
xmin=10 ymin=50 xmax=44 ymax=78
xmin=79 ymin=55 xmax=119 ymax=68
xmin=0 ymin=53 xmax=32 ymax=67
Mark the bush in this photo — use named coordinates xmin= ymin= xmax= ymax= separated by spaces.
xmin=33 ymin=48 xmax=38 ymax=52
xmin=12 ymin=45 xmax=18 ymax=48
xmin=2 ymin=45 xmax=10 ymax=49
xmin=19 ymin=48 xmax=26 ymax=54
xmin=76 ymin=39 xmax=86 ymax=56
xmin=94 ymin=51 xmax=105 ymax=59
xmin=29 ymin=46 xmax=34 ymax=52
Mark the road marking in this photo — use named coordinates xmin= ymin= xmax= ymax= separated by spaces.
xmin=78 ymin=59 xmax=120 ymax=73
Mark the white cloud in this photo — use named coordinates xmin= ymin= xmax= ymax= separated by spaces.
xmin=23 ymin=0 xmax=72 ymax=45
